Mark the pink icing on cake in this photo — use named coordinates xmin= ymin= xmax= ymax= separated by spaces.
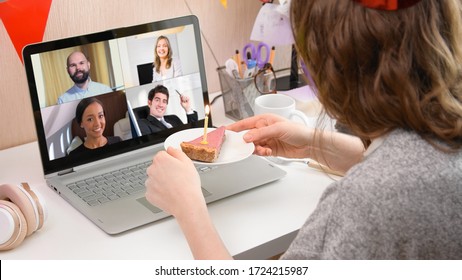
xmin=187 ymin=126 xmax=225 ymax=147
xmin=180 ymin=126 xmax=226 ymax=162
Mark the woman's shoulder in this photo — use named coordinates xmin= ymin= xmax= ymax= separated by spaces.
xmin=107 ymin=136 xmax=122 ymax=144
xmin=337 ymin=129 xmax=461 ymax=200
xmin=68 ymin=142 xmax=89 ymax=155
xmin=172 ymin=57 xmax=182 ymax=70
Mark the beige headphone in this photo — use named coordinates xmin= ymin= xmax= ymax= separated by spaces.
xmin=0 ymin=183 xmax=46 ymax=251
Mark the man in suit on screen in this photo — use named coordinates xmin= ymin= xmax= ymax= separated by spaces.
xmin=138 ymin=85 xmax=198 ymax=135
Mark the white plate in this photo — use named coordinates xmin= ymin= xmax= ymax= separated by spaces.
xmin=164 ymin=127 xmax=254 ymax=165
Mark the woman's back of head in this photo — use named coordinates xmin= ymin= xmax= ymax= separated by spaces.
xmin=291 ymin=0 xmax=462 ymax=150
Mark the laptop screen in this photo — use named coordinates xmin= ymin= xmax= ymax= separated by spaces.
xmin=23 ymin=16 xmax=209 ymax=175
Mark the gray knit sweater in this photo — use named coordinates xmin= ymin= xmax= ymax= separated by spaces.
xmin=281 ymin=129 xmax=462 ymax=259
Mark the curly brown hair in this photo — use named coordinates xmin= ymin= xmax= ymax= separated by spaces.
xmin=291 ymin=0 xmax=462 ymax=151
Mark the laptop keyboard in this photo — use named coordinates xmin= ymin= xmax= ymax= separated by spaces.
xmin=66 ymin=161 xmax=151 ymax=206
xmin=66 ymin=160 xmax=214 ymax=207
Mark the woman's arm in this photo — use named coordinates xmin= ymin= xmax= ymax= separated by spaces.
xmin=227 ymin=114 xmax=365 ymax=174
xmin=176 ymin=204 xmax=232 ymax=259
xmin=308 ymin=129 xmax=365 ymax=174
xmin=145 ymin=147 xmax=232 ymax=259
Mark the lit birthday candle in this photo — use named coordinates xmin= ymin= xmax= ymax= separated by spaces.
xmin=201 ymin=105 xmax=210 ymax=144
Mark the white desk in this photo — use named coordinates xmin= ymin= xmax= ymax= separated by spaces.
xmin=0 ymin=93 xmax=335 ymax=259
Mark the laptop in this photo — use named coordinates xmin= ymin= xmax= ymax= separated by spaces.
xmin=22 ymin=15 xmax=286 ymax=235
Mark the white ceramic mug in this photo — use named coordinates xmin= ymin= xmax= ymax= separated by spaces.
xmin=254 ymin=94 xmax=313 ymax=126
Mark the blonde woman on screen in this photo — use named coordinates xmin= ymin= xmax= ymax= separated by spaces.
xmin=152 ymin=36 xmax=183 ymax=82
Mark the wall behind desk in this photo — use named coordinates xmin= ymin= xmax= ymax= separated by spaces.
xmin=0 ymin=0 xmax=290 ymax=150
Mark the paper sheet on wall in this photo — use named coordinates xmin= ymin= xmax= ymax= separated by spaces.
xmin=250 ymin=3 xmax=294 ymax=46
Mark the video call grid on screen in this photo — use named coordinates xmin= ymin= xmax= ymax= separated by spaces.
xmin=23 ymin=16 xmax=209 ymax=174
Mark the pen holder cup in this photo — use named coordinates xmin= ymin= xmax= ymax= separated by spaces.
xmin=217 ymin=66 xmax=264 ymax=121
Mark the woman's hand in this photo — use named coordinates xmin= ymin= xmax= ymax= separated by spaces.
xmin=145 ymin=146 xmax=205 ymax=218
xmin=227 ymin=113 xmax=314 ymax=159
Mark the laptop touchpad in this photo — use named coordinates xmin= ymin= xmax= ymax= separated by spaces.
xmin=136 ymin=197 xmax=162 ymax=214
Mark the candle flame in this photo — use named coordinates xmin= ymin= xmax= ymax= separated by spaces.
xmin=205 ymin=105 xmax=210 ymax=115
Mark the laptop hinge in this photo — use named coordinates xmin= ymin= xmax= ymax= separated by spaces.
xmin=58 ymin=168 xmax=75 ymax=176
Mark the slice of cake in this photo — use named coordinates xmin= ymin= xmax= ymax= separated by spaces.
xmin=180 ymin=126 xmax=226 ymax=163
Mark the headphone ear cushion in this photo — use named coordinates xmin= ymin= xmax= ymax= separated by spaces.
xmin=21 ymin=183 xmax=46 ymax=231
xmin=0 ymin=184 xmax=38 ymax=236
xmin=0 ymin=200 xmax=28 ymax=251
